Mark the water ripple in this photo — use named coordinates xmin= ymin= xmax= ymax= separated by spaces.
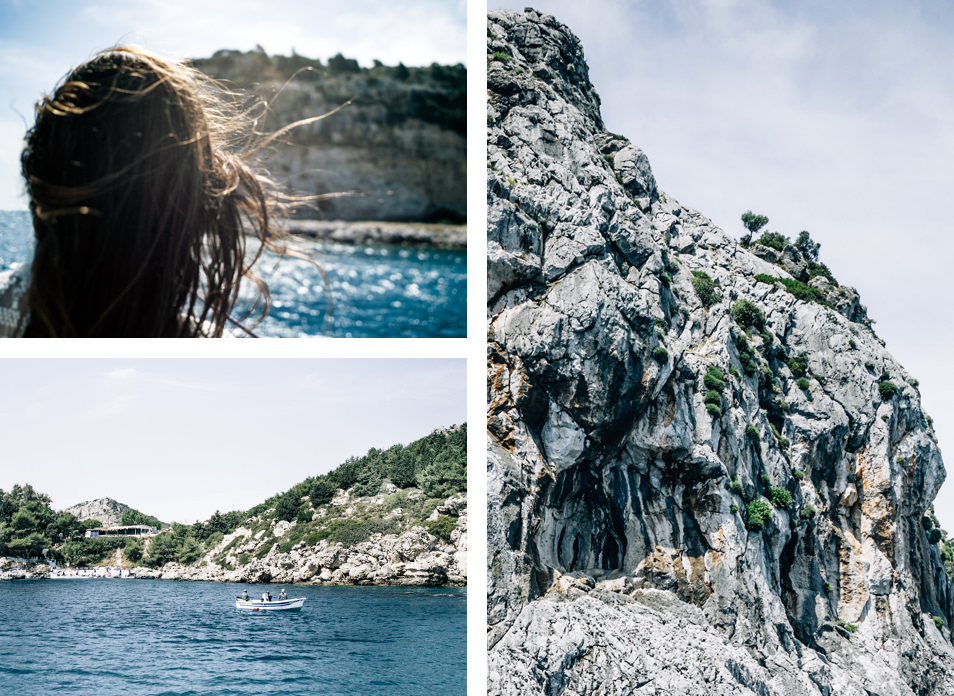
xmin=0 ymin=580 xmax=465 ymax=695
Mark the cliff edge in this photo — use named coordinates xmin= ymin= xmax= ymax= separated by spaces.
xmin=487 ymin=8 xmax=954 ymax=695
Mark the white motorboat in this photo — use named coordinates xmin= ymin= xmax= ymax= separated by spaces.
xmin=235 ymin=596 xmax=305 ymax=611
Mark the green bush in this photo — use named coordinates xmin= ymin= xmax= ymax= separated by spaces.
xmin=124 ymin=540 xmax=143 ymax=563
xmin=730 ymin=478 xmax=744 ymax=495
xmin=740 ymin=352 xmax=758 ymax=376
xmin=746 ymin=425 xmax=762 ymax=455
xmin=730 ymin=504 xmax=739 ymax=514
xmin=797 ymin=377 xmax=811 ymax=390
xmin=824 ymin=582 xmax=833 ymax=593
xmin=754 ymin=231 xmax=788 ymax=252
xmin=423 ymin=516 xmax=457 ymax=541
xmin=419 ymin=455 xmax=467 ymax=498
xmin=59 ymin=537 xmax=125 ymax=566
xmin=746 ymin=500 xmax=773 ymax=531
xmin=759 ymin=474 xmax=771 ymax=488
xmin=491 ymin=51 xmax=511 ymax=64
xmin=731 ymin=300 xmax=766 ymax=331
xmin=837 ymin=619 xmax=858 ymax=633
xmin=793 ymin=470 xmax=805 ymax=481
xmin=703 ymin=366 xmax=726 ymax=392
xmin=770 ymin=487 xmax=793 ymax=509
xmin=787 ymin=353 xmax=809 ymax=378
xmin=652 ymin=346 xmax=669 ymax=363
xmin=691 ymin=271 xmax=719 ymax=308
xmin=659 ymin=273 xmax=672 ymax=288
xmin=308 ymin=478 xmax=338 ymax=506
xmin=729 ymin=366 xmax=741 ymax=380
xmin=704 ymin=390 xmax=722 ymax=406
xmin=923 ymin=515 xmax=935 ymax=529
xmin=706 ymin=403 xmax=722 ymax=418
xmin=799 ymin=505 xmax=816 ymax=519
xmin=756 ymin=274 xmax=828 ymax=305
xmin=928 ymin=528 xmax=943 ymax=544
xmin=878 ymin=381 xmax=899 ymax=400
xmin=849 ymin=339 xmax=857 ymax=349
xmin=934 ymin=616 xmax=945 ymax=629
xmin=778 ymin=437 xmax=790 ymax=450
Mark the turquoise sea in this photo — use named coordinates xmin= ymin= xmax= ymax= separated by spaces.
xmin=0 ymin=579 xmax=466 ymax=695
xmin=0 ymin=211 xmax=466 ymax=337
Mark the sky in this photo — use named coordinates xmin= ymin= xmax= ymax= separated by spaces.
xmin=0 ymin=358 xmax=466 ymax=524
xmin=489 ymin=0 xmax=954 ymax=531
xmin=0 ymin=0 xmax=467 ymax=210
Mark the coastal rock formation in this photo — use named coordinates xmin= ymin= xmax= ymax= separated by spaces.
xmin=131 ymin=492 xmax=466 ymax=587
xmin=487 ymin=8 xmax=954 ymax=695
xmin=63 ymin=498 xmax=130 ymax=528
xmin=191 ymin=50 xmax=466 ymax=223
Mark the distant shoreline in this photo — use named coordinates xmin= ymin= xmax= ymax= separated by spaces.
xmin=284 ymin=220 xmax=467 ymax=250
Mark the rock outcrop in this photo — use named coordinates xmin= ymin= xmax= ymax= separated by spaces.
xmin=63 ymin=497 xmax=131 ymax=528
xmin=487 ymin=8 xmax=954 ymax=695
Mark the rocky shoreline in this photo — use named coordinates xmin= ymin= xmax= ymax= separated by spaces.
xmin=2 ymin=493 xmax=466 ymax=587
xmin=285 ymin=220 xmax=467 ymax=250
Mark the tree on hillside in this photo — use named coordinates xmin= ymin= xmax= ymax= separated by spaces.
xmin=308 ymin=478 xmax=337 ymax=506
xmin=144 ymin=533 xmax=178 ymax=567
xmin=6 ymin=531 xmax=51 ymax=560
xmin=740 ymin=211 xmax=769 ymax=247
xmin=274 ymin=492 xmax=299 ymax=523
xmin=796 ymin=230 xmax=820 ymax=263
xmin=121 ymin=508 xmax=163 ymax=528
xmin=418 ymin=445 xmax=467 ymax=498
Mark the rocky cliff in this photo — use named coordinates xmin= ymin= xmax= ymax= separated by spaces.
xmin=487 ymin=8 xmax=954 ymax=695
xmin=191 ymin=49 xmax=466 ymax=223
xmin=64 ymin=497 xmax=130 ymax=528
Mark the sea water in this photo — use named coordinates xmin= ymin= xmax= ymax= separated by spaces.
xmin=0 ymin=211 xmax=466 ymax=337
xmin=0 ymin=579 xmax=465 ymax=695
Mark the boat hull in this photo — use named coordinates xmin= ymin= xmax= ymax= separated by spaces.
xmin=235 ymin=597 xmax=305 ymax=611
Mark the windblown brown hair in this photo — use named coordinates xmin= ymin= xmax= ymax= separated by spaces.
xmin=20 ymin=45 xmax=317 ymax=337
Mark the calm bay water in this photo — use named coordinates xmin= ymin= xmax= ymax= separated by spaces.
xmin=0 ymin=210 xmax=466 ymax=337
xmin=0 ymin=580 xmax=465 ymax=695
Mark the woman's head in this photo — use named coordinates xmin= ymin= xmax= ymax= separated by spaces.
xmin=21 ymin=45 xmax=280 ymax=336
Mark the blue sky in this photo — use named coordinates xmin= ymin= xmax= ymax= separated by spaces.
xmin=489 ymin=0 xmax=954 ymax=530
xmin=0 ymin=359 xmax=466 ymax=523
xmin=0 ymin=0 xmax=467 ymax=210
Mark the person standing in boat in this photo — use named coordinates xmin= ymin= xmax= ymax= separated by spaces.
xmin=279 ymin=589 xmax=287 ymax=600
xmin=241 ymin=589 xmax=249 ymax=601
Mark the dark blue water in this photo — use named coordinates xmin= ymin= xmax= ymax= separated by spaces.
xmin=0 ymin=580 xmax=465 ymax=695
xmin=0 ymin=211 xmax=466 ymax=337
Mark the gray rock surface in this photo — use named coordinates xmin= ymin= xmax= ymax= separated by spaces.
xmin=487 ymin=8 xmax=954 ymax=695
xmin=63 ymin=497 xmax=132 ymax=528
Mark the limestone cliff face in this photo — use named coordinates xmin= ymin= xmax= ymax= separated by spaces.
xmin=487 ymin=9 xmax=954 ymax=695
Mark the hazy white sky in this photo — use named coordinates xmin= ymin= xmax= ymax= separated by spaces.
xmin=0 ymin=359 xmax=466 ymax=524
xmin=490 ymin=0 xmax=954 ymax=530
xmin=0 ymin=0 xmax=467 ymax=210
